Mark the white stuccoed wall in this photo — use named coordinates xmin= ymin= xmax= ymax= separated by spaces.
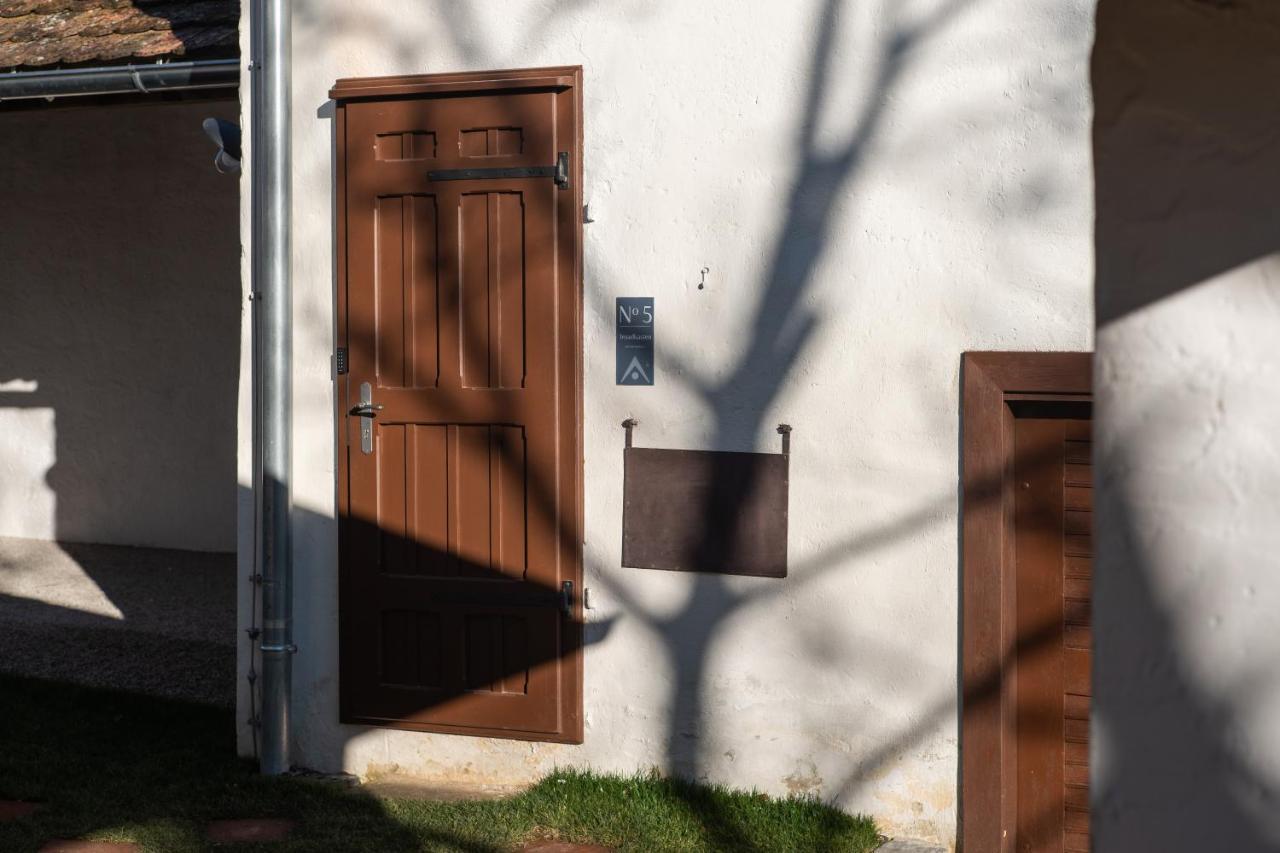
xmin=0 ymin=99 xmax=240 ymax=552
xmin=236 ymin=0 xmax=1096 ymax=844
xmin=1092 ymin=1 xmax=1280 ymax=850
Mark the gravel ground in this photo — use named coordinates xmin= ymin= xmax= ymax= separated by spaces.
xmin=0 ymin=536 xmax=235 ymax=706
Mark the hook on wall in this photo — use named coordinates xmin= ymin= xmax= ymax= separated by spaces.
xmin=697 ymin=266 xmax=710 ymax=290
xmin=777 ymin=423 xmax=792 ymax=455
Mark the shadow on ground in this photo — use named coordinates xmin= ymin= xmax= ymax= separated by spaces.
xmin=0 ymin=675 xmax=425 ymax=853
xmin=0 ymin=675 xmax=879 ymax=853
xmin=0 ymin=538 xmax=235 ymax=707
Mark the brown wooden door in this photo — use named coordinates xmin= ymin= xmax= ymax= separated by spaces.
xmin=334 ymin=68 xmax=583 ymax=742
xmin=1013 ymin=411 xmax=1092 ymax=852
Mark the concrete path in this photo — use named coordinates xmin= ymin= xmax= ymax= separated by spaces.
xmin=0 ymin=536 xmax=235 ymax=706
xmin=362 ymin=771 xmax=525 ymax=802
xmin=876 ymin=837 xmax=949 ymax=852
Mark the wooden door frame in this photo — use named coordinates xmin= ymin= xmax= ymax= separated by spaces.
xmin=331 ymin=66 xmax=585 ymax=742
xmin=960 ymin=351 xmax=1092 ymax=852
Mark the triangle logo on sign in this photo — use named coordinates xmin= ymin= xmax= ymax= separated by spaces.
xmin=622 ymin=356 xmax=651 ymax=384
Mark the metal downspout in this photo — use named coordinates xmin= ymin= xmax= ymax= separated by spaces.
xmin=252 ymin=0 xmax=294 ymax=776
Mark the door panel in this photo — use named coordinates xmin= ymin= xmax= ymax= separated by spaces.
xmin=1013 ymin=413 xmax=1093 ymax=853
xmin=459 ymin=192 xmax=526 ymax=390
xmin=373 ymin=194 xmax=438 ymax=389
xmin=335 ymin=69 xmax=582 ymax=742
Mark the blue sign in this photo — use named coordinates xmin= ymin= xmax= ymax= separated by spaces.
xmin=616 ymin=297 xmax=654 ymax=386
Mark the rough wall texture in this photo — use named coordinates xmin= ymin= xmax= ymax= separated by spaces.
xmin=0 ymin=98 xmax=240 ymax=552
xmin=1093 ymin=1 xmax=1280 ymax=850
xmin=235 ymin=0 xmax=1096 ymax=845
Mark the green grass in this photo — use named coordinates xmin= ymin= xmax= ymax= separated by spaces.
xmin=0 ymin=675 xmax=881 ymax=852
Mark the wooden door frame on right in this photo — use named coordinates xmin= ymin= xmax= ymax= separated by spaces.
xmin=959 ymin=351 xmax=1092 ymax=853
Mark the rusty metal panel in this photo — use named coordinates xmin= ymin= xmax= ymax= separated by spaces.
xmin=622 ymin=447 xmax=788 ymax=578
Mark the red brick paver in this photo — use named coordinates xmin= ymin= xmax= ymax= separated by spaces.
xmin=206 ymin=818 xmax=295 ymax=843
xmin=0 ymin=800 xmax=40 ymax=821
xmin=39 ymin=843 xmax=140 ymax=853
xmin=518 ymin=843 xmax=614 ymax=853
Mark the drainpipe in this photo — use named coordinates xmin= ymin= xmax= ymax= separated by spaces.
xmin=0 ymin=59 xmax=239 ymax=101
xmin=252 ymin=0 xmax=294 ymax=775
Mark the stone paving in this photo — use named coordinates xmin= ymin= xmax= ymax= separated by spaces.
xmin=205 ymin=818 xmax=296 ymax=843
xmin=0 ymin=800 xmax=40 ymax=821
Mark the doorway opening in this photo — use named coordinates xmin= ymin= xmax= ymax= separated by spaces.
xmin=0 ymin=92 xmax=242 ymax=708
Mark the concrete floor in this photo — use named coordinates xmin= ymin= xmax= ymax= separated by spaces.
xmin=0 ymin=536 xmax=235 ymax=706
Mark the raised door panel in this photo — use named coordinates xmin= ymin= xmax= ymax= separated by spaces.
xmin=459 ymin=192 xmax=526 ymax=390
xmin=373 ymin=195 xmax=439 ymax=390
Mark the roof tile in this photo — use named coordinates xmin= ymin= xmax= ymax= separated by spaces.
xmin=0 ymin=0 xmax=237 ymax=67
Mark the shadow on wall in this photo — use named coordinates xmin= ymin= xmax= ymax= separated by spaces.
xmin=0 ymin=97 xmax=241 ymax=552
xmin=293 ymin=0 xmax=1102 ymax=847
xmin=1092 ymin=0 xmax=1280 ymax=850
xmin=1093 ymin=0 xmax=1280 ymax=327
xmin=0 ymin=91 xmax=242 ymax=705
xmin=587 ymin=0 xmax=985 ymax=794
xmin=281 ymin=393 xmax=1073 ymax=852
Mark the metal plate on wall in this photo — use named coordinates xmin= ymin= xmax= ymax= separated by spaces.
xmin=615 ymin=297 xmax=654 ymax=385
xmin=622 ymin=447 xmax=788 ymax=578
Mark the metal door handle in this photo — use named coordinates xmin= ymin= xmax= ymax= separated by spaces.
xmin=355 ymin=382 xmax=379 ymax=454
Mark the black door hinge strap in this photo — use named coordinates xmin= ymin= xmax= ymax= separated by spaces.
xmin=428 ymin=152 xmax=570 ymax=189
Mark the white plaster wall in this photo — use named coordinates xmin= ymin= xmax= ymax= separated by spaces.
xmin=237 ymin=0 xmax=1096 ymax=844
xmin=0 ymin=98 xmax=241 ymax=552
xmin=1092 ymin=1 xmax=1280 ymax=849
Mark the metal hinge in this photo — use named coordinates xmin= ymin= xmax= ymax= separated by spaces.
xmin=335 ymin=347 xmax=348 ymax=375
xmin=428 ymin=151 xmax=570 ymax=190
xmin=553 ymin=151 xmax=569 ymax=189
